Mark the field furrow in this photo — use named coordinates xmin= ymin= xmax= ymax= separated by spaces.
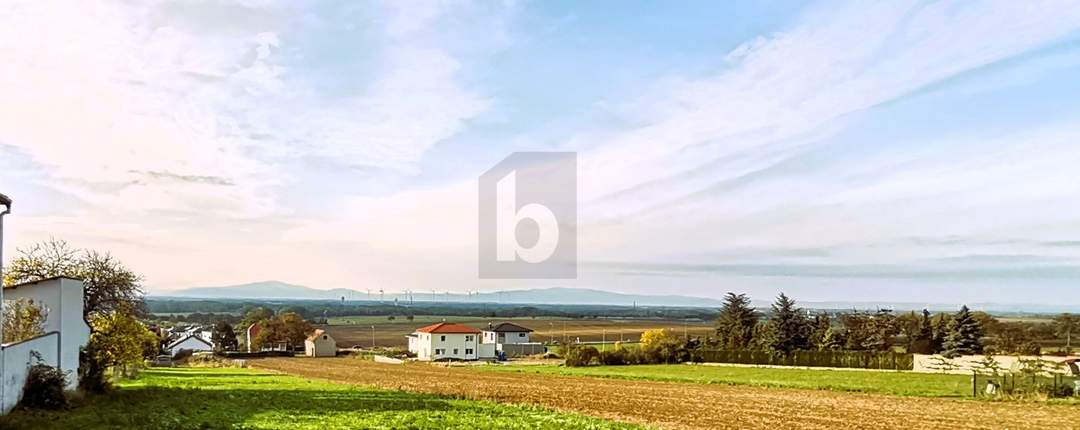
xmin=251 ymin=358 xmax=1077 ymax=430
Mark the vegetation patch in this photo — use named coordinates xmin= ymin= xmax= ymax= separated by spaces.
xmin=0 ymin=367 xmax=643 ymax=430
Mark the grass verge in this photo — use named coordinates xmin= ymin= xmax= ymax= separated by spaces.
xmin=0 ymin=367 xmax=643 ymax=430
xmin=478 ymin=363 xmax=989 ymax=398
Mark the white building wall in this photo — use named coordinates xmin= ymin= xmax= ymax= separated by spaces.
xmin=1 ymin=332 xmax=60 ymax=413
xmin=305 ymin=335 xmax=337 ymax=357
xmin=3 ymin=278 xmax=90 ymax=393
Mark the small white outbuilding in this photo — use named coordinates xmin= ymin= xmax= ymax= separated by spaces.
xmin=305 ymin=329 xmax=336 ymax=357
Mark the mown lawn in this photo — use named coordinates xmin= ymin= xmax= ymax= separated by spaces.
xmin=479 ymin=364 xmax=980 ymax=397
xmin=0 ymin=367 xmax=643 ymax=430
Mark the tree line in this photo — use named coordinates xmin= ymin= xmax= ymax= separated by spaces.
xmin=712 ymin=292 xmax=1077 ymax=357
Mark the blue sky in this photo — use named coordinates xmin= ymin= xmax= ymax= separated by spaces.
xmin=2 ymin=1 xmax=1080 ymax=305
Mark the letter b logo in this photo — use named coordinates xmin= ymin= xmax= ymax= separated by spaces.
xmin=480 ymin=152 xmax=576 ymax=279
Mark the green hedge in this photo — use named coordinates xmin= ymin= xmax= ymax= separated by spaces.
xmin=691 ymin=349 xmax=914 ymax=370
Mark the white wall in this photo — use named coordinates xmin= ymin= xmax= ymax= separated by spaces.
xmin=169 ymin=337 xmax=213 ymax=356
xmin=1 ymin=332 xmax=60 ymax=413
xmin=413 ymin=332 xmax=482 ymax=360
xmin=913 ymin=354 xmax=1080 ymax=375
xmin=3 ymin=278 xmax=91 ymax=383
xmin=305 ymin=334 xmax=336 ymax=357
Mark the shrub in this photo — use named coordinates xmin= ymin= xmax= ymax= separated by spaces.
xmin=598 ymin=349 xmax=626 ymax=365
xmin=564 ymin=345 xmax=600 ymax=367
xmin=20 ymin=361 xmax=68 ymax=410
xmin=79 ymin=342 xmax=111 ymax=394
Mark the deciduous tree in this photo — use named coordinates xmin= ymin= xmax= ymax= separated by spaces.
xmin=212 ymin=321 xmax=239 ymax=352
xmin=3 ymin=239 xmax=145 ymax=319
xmin=2 ymin=297 xmax=49 ymax=343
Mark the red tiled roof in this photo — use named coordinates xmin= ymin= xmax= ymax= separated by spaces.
xmin=415 ymin=322 xmax=481 ymax=334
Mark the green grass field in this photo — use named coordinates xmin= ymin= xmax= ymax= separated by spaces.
xmin=0 ymin=368 xmax=642 ymax=430
xmin=478 ymin=364 xmax=982 ymax=398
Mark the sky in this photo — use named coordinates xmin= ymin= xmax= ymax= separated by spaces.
xmin=3 ymin=0 xmax=1080 ymax=304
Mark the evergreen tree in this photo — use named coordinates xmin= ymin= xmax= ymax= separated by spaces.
xmin=762 ymin=293 xmax=811 ymax=353
xmin=212 ymin=321 xmax=239 ymax=352
xmin=715 ymin=292 xmax=759 ymax=350
xmin=941 ymin=305 xmax=983 ymax=358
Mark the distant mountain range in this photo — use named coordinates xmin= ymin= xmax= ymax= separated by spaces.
xmin=157 ymin=281 xmax=728 ymax=307
xmin=156 ymin=281 xmax=1079 ymax=312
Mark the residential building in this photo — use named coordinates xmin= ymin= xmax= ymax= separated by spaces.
xmin=407 ymin=322 xmax=494 ymax=361
xmin=167 ymin=334 xmax=213 ymax=356
xmin=305 ymin=329 xmax=336 ymax=357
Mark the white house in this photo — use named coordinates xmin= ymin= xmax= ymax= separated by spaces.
xmin=304 ymin=329 xmax=336 ymax=357
xmin=482 ymin=322 xmax=534 ymax=346
xmin=167 ymin=334 xmax=214 ymax=356
xmin=407 ymin=322 xmax=494 ymax=361
xmin=1 ymin=277 xmax=92 ymax=413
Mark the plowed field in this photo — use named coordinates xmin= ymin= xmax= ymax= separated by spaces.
xmin=251 ymin=357 xmax=1077 ymax=430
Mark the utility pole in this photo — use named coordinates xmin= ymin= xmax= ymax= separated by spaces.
xmin=1 ymin=193 xmax=12 ymax=411
xmin=371 ymin=325 xmax=376 ymax=349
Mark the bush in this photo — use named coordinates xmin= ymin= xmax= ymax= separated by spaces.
xmin=20 ymin=362 xmax=68 ymax=410
xmin=564 ymin=345 xmax=600 ymax=367
xmin=79 ymin=343 xmax=111 ymax=394
xmin=598 ymin=349 xmax=626 ymax=365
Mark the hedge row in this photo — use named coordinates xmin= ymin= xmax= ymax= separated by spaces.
xmin=691 ymin=349 xmax=914 ymax=370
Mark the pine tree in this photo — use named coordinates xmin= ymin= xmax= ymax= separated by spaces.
xmin=715 ymin=292 xmax=759 ymax=350
xmin=763 ymin=293 xmax=811 ymax=353
xmin=941 ymin=305 xmax=983 ymax=358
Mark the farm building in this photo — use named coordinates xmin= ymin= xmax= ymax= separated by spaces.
xmin=305 ymin=329 xmax=337 ymax=357
xmin=168 ymin=334 xmax=214 ymax=356
xmin=407 ymin=322 xmax=494 ymax=361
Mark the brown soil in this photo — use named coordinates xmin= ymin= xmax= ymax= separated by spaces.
xmin=250 ymin=357 xmax=1076 ymax=430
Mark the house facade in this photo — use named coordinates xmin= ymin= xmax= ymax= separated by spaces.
xmin=1 ymin=277 xmax=92 ymax=413
xmin=168 ymin=334 xmax=213 ymax=356
xmin=305 ymin=329 xmax=336 ymax=357
xmin=407 ymin=323 xmax=493 ymax=361
xmin=482 ymin=322 xmax=534 ymax=347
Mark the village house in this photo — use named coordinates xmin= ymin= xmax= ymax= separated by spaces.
xmin=1 ymin=277 xmax=92 ymax=413
xmin=167 ymin=333 xmax=214 ymax=356
xmin=481 ymin=322 xmax=544 ymax=358
xmin=407 ymin=322 xmax=494 ymax=361
xmin=482 ymin=322 xmax=534 ymax=345
xmin=305 ymin=329 xmax=336 ymax=357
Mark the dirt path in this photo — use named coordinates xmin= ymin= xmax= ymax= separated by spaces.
xmin=251 ymin=357 xmax=1075 ymax=430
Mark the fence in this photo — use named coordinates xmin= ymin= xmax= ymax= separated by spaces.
xmin=692 ymin=349 xmax=914 ymax=370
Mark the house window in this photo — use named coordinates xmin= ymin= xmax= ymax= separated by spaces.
xmin=440 ymin=335 xmax=446 ymax=342
xmin=465 ymin=335 xmax=473 ymax=341
xmin=453 ymin=348 xmax=458 ymax=355
xmin=323 ymin=335 xmax=328 ymax=340
xmin=435 ymin=348 xmax=444 ymax=355
xmin=519 ymin=333 xmax=526 ymax=337
xmin=465 ymin=348 xmax=473 ymax=355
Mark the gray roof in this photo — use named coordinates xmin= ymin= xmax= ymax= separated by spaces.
xmin=490 ymin=322 xmax=533 ymax=333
